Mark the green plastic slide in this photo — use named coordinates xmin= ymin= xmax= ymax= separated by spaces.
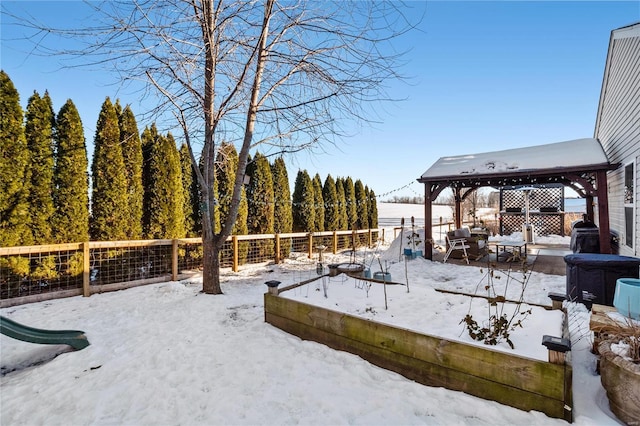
xmin=0 ymin=315 xmax=90 ymax=350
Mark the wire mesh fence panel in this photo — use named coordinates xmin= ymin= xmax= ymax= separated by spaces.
xmin=0 ymin=247 xmax=84 ymax=299
xmin=312 ymin=235 xmax=333 ymax=260
xmin=278 ymin=237 xmax=293 ymax=260
xmin=2 ymin=229 xmax=381 ymax=303
xmin=220 ymin=240 xmax=234 ymax=268
xmin=336 ymin=233 xmax=353 ymax=252
xmin=290 ymin=235 xmax=310 ymax=256
xmin=371 ymin=231 xmax=380 ymax=246
xmin=89 ymin=244 xmax=173 ymax=286
xmin=244 ymin=238 xmax=276 ymax=265
xmin=356 ymin=232 xmax=369 ymax=248
xmin=178 ymin=241 xmax=204 ymax=273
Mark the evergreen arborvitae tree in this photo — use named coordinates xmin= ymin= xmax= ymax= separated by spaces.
xmin=354 ymin=179 xmax=369 ymax=230
xmin=367 ymin=186 xmax=378 ymax=228
xmin=246 ymin=152 xmax=274 ymax=257
xmin=180 ymin=143 xmax=201 ymax=237
xmin=90 ymin=97 xmax=129 ymax=241
xmin=216 ymin=142 xmax=238 ymax=234
xmin=52 ymin=99 xmax=89 ymax=243
xmin=271 ymin=157 xmax=292 ymax=234
xmin=322 ymin=174 xmax=339 ymax=231
xmin=343 ymin=177 xmax=357 ymax=230
xmin=118 ymin=103 xmax=144 ymax=239
xmin=166 ymin=133 xmax=186 ymax=238
xmin=197 ymin=153 xmax=219 ymax=234
xmin=216 ymin=143 xmax=248 ymax=263
xmin=312 ymin=173 xmax=325 ymax=232
xmin=271 ymin=157 xmax=292 ymax=259
xmin=212 ymin=170 xmax=220 ymax=235
xmin=292 ymin=170 xmax=315 ymax=232
xmin=0 ymin=71 xmax=31 ymax=246
xmin=144 ymin=130 xmax=185 ymax=239
xmin=236 ymin=186 xmax=249 ymax=264
xmin=246 ymin=152 xmax=274 ymax=235
xmin=114 ymin=99 xmax=122 ymax=116
xmin=25 ymin=91 xmax=55 ymax=244
xmin=140 ymin=125 xmax=155 ymax=237
xmin=335 ymin=177 xmax=348 ymax=231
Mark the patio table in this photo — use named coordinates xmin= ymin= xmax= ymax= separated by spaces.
xmin=493 ymin=241 xmax=527 ymax=262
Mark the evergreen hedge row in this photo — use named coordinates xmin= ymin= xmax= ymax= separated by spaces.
xmin=0 ymin=71 xmax=378 ymax=247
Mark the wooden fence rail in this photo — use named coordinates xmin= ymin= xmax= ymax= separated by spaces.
xmin=0 ymin=229 xmax=383 ymax=307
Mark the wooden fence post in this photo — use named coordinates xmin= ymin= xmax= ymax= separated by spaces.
xmin=233 ymin=235 xmax=239 ymax=272
xmin=172 ymin=239 xmax=178 ymax=281
xmin=82 ymin=242 xmax=90 ymax=297
xmin=308 ymin=233 xmax=313 ymax=259
xmin=332 ymin=231 xmax=337 ymax=254
xmin=368 ymin=229 xmax=373 ymax=247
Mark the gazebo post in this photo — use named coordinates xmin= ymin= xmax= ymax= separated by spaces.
xmin=596 ymin=170 xmax=612 ymax=254
xmin=454 ymin=187 xmax=462 ymax=230
xmin=586 ymin=194 xmax=595 ymax=222
xmin=424 ymin=182 xmax=434 ymax=260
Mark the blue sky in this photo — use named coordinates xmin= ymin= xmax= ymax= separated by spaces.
xmin=2 ymin=1 xmax=639 ymax=200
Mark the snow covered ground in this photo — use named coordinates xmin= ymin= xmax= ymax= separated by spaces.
xmin=0 ymin=229 xmax=623 ymax=425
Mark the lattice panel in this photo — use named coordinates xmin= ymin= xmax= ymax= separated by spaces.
xmin=501 ymin=185 xmax=564 ymax=211
xmin=500 ymin=213 xmax=566 ymax=236
xmin=500 ymin=184 xmax=566 ymax=236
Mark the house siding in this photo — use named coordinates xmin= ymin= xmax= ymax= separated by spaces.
xmin=595 ymin=24 xmax=640 ymax=256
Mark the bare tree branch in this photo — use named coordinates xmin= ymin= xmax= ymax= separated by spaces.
xmin=3 ymin=0 xmax=420 ymax=293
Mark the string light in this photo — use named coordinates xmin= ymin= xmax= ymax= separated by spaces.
xmin=376 ymin=181 xmax=420 ymax=198
xmin=214 ymin=177 xmax=427 ymax=207
xmin=211 ymin=193 xmax=378 ymax=209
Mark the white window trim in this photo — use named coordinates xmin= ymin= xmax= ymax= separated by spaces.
xmin=623 ymin=159 xmax=636 ymax=250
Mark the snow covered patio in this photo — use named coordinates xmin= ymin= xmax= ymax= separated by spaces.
xmin=431 ymin=240 xmax=571 ymax=276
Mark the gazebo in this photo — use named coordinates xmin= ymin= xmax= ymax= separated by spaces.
xmin=417 ymin=138 xmax=618 ymax=259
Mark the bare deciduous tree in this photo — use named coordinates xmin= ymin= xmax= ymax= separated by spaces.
xmin=5 ymin=0 xmax=417 ymax=294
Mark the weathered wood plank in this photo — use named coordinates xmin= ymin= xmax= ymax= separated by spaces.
xmin=0 ymin=289 xmax=82 ymax=309
xmin=90 ymin=275 xmax=172 ymax=294
xmin=265 ymin=293 xmax=572 ymax=421
xmin=435 ymin=287 xmax=552 ymax=310
xmin=265 ymin=294 xmax=566 ymax=399
xmin=0 ymin=242 xmax=83 ymax=255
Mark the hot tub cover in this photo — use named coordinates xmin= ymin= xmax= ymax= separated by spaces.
xmin=564 ymin=254 xmax=640 ymax=267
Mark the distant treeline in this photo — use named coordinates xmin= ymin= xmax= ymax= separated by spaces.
xmin=385 ymin=195 xmax=425 ymax=204
xmin=0 ymin=71 xmax=377 ymax=247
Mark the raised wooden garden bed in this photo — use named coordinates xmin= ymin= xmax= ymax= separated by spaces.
xmin=264 ymin=292 xmax=572 ymax=422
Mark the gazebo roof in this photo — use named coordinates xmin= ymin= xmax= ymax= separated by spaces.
xmin=418 ymin=138 xmax=613 ymax=186
xmin=417 ymin=137 xmax=616 ymax=258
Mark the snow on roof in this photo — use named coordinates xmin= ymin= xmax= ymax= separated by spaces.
xmin=420 ymin=138 xmax=610 ymax=181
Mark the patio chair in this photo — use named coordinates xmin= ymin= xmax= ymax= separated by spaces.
xmin=445 ymin=228 xmax=488 ymax=261
xmin=444 ymin=234 xmax=470 ymax=264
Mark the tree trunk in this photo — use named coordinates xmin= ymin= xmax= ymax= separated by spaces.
xmin=201 ymin=226 xmax=223 ymax=295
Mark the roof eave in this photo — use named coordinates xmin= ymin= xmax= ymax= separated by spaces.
xmin=417 ymin=162 xmax=616 ymax=184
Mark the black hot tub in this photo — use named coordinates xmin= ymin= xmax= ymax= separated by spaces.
xmin=564 ymin=253 xmax=640 ymax=307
